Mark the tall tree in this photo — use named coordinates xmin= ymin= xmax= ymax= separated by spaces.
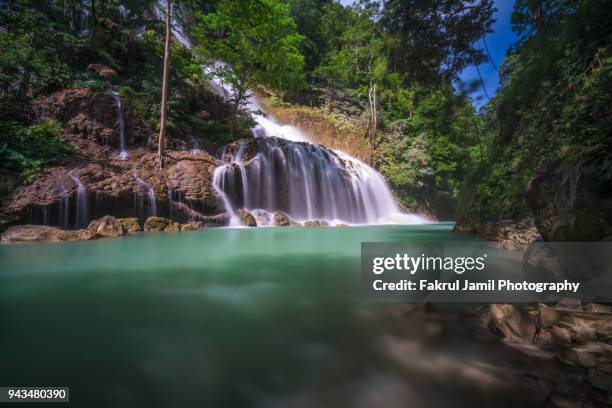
xmin=380 ymin=0 xmax=495 ymax=84
xmin=158 ymin=0 xmax=171 ymax=168
xmin=194 ymin=0 xmax=305 ymax=123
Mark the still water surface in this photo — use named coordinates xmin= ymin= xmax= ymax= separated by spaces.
xmin=0 ymin=225 xmax=551 ymax=407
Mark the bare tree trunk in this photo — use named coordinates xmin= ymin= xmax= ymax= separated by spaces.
xmin=367 ymin=76 xmax=377 ymax=165
xmin=158 ymin=0 xmax=171 ymax=168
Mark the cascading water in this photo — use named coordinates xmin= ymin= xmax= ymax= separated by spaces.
xmin=133 ymin=169 xmax=157 ymax=221
xmin=214 ymin=137 xmax=423 ymax=225
xmin=78 ymin=0 xmax=90 ymax=37
xmin=68 ymin=171 xmax=89 ymax=229
xmin=109 ymin=88 xmax=128 ymax=160
xmin=206 ymin=71 xmax=427 ymax=225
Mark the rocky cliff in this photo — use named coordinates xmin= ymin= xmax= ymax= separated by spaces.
xmin=1 ymin=87 xmax=229 ymax=232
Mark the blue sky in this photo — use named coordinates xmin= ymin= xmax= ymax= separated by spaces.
xmin=457 ymin=0 xmax=518 ymax=108
xmin=339 ymin=0 xmax=518 ymax=108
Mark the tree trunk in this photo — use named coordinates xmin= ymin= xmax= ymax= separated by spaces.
xmin=158 ymin=0 xmax=172 ymax=168
xmin=367 ymin=77 xmax=377 ymax=165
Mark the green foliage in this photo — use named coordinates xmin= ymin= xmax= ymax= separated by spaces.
xmin=68 ymin=78 xmax=107 ymax=91
xmin=459 ymin=0 xmax=612 ymax=221
xmin=0 ymin=2 xmax=76 ymax=97
xmin=194 ymin=0 xmax=306 ymax=108
xmin=0 ymin=120 xmax=73 ymax=182
xmin=376 ymin=86 xmax=482 ymax=210
xmin=380 ymin=0 xmax=495 ymax=84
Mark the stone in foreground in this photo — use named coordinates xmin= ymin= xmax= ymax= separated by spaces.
xmin=1 ymin=225 xmax=94 ymax=244
xmin=88 ymin=216 xmax=126 ymax=238
xmin=237 ymin=208 xmax=257 ymax=227
xmin=272 ymin=211 xmax=291 ymax=227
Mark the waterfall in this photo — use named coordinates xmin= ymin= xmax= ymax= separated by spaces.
xmin=214 ymin=137 xmax=424 ymax=225
xmin=109 ymin=88 xmax=128 ymax=160
xmin=204 ymin=68 xmax=427 ymax=225
xmin=78 ymin=1 xmax=90 ymax=37
xmin=161 ymin=11 xmax=427 ymax=226
xmin=68 ymin=171 xmax=89 ymax=229
xmin=133 ymin=169 xmax=157 ymax=221
xmin=118 ymin=5 xmax=128 ymax=23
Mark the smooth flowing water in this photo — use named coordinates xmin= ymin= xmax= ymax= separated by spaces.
xmin=214 ymin=138 xmax=422 ymax=225
xmin=109 ymin=88 xmax=128 ymax=160
xmin=0 ymin=224 xmax=554 ymax=407
xmin=68 ymin=171 xmax=89 ymax=229
xmin=133 ymin=169 xmax=157 ymax=221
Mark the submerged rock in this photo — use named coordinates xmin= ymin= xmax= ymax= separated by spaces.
xmin=237 ymin=208 xmax=257 ymax=227
xmin=272 ymin=211 xmax=290 ymax=227
xmin=119 ymin=218 xmax=141 ymax=233
xmin=1 ymin=225 xmax=94 ymax=243
xmin=88 ymin=215 xmax=125 ymax=238
xmin=302 ymin=220 xmax=330 ymax=227
xmin=144 ymin=216 xmax=180 ymax=232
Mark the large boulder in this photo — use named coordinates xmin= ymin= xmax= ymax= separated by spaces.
xmin=237 ymin=208 xmax=257 ymax=227
xmin=1 ymin=225 xmax=94 ymax=244
xmin=144 ymin=216 xmax=181 ymax=232
xmin=272 ymin=211 xmax=291 ymax=227
xmin=88 ymin=215 xmax=125 ymax=238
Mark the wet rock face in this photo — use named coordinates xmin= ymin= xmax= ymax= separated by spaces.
xmin=3 ymin=149 xmax=223 ymax=230
xmin=1 ymin=225 xmax=94 ymax=243
xmin=526 ymin=155 xmax=612 ymax=242
xmin=165 ymin=151 xmax=220 ymax=215
xmin=34 ymin=88 xmax=147 ymax=147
